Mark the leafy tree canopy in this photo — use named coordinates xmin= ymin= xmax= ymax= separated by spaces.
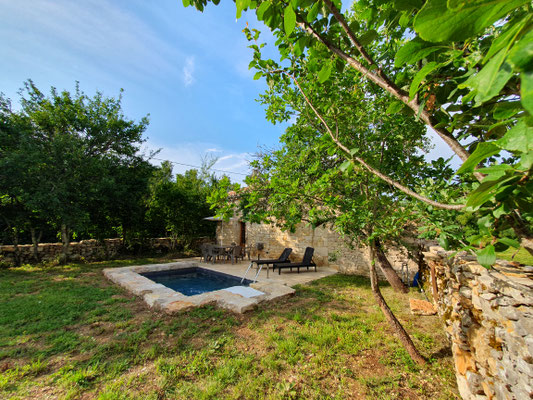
xmin=0 ymin=81 xmax=150 ymax=260
xmin=187 ymin=0 xmax=533 ymax=264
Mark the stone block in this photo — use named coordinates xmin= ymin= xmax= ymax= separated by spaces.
xmin=466 ymin=370 xmax=484 ymax=395
xmin=455 ymin=374 xmax=472 ymax=400
xmin=409 ymin=298 xmax=436 ymax=315
xmin=250 ymin=282 xmax=295 ymax=301
xmin=165 ymin=300 xmax=196 ymax=313
xmin=218 ymin=295 xmax=258 ymax=313
xmin=454 ymin=345 xmax=476 ymax=375
xmin=143 ymin=287 xmax=178 ymax=308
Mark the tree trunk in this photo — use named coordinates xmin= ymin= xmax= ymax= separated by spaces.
xmin=369 ymin=245 xmax=426 ymax=365
xmin=30 ymin=227 xmax=42 ymax=263
xmin=60 ymin=224 xmax=71 ymax=264
xmin=373 ymin=239 xmax=409 ymax=293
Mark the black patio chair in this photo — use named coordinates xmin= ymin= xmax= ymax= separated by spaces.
xmin=252 ymin=248 xmax=292 ymax=269
xmin=275 ymin=247 xmax=316 ymax=274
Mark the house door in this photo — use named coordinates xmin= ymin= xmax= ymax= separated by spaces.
xmin=239 ymin=222 xmax=246 ymax=247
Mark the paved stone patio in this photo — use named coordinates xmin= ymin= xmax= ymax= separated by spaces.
xmin=103 ymin=259 xmax=337 ymax=314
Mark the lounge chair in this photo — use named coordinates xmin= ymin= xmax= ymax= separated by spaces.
xmin=240 ymin=248 xmax=293 ymax=283
xmin=253 ymin=248 xmax=292 ymax=269
xmin=275 ymin=247 xmax=316 ymax=274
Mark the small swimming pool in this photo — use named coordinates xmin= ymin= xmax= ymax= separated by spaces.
xmin=142 ymin=267 xmax=251 ymax=296
xmin=104 ymin=261 xmax=297 ymax=313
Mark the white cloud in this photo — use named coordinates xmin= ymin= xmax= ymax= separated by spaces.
xmin=183 ymin=56 xmax=196 ymax=87
xmin=0 ymin=0 xmax=186 ymax=90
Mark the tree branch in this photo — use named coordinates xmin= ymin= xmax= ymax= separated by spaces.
xmin=296 ymin=6 xmax=484 ymax=181
xmin=275 ymin=70 xmax=465 ymax=211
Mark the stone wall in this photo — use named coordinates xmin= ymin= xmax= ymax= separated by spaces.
xmin=216 ymin=219 xmax=242 ymax=247
xmin=422 ymin=247 xmax=533 ymax=400
xmin=217 ymin=220 xmax=418 ymax=281
xmin=0 ymin=237 xmax=203 ymax=266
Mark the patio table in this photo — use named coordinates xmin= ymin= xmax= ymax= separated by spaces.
xmin=212 ymin=245 xmax=236 ymax=263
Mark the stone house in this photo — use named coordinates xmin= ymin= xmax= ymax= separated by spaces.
xmin=215 ymin=217 xmax=419 ymax=280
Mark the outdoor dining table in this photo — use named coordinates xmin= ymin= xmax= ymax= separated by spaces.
xmin=212 ymin=244 xmax=236 ymax=263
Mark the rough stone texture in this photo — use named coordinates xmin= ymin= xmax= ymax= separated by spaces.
xmin=250 ymin=281 xmax=296 ymax=302
xmin=409 ymin=298 xmax=437 ymax=315
xmin=0 ymin=237 xmax=206 ymax=266
xmin=165 ymin=300 xmax=196 ymax=313
xmin=218 ymin=219 xmax=419 ymax=282
xmin=420 ymin=247 xmax=533 ymax=400
xmin=103 ymin=262 xmax=296 ymax=314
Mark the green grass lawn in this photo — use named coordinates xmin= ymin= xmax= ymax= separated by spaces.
xmin=497 ymin=247 xmax=533 ymax=266
xmin=0 ymin=258 xmax=458 ymax=399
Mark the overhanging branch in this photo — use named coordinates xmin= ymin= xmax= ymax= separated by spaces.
xmin=296 ymin=4 xmax=484 ymax=181
xmin=273 ymin=70 xmax=465 ymax=211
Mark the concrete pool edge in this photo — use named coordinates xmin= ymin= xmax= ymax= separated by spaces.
xmin=103 ymin=261 xmax=295 ymax=314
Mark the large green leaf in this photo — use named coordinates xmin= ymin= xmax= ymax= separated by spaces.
xmin=394 ymin=38 xmax=441 ymax=68
xmin=393 ymin=0 xmax=423 ymax=11
xmin=492 ymin=101 xmax=522 ymax=120
xmin=476 ymin=244 xmax=495 ymax=268
xmin=359 ymin=30 xmax=379 ymax=46
xmin=496 ymin=119 xmax=533 ymax=153
xmin=484 ymin=15 xmax=530 ymax=63
xmin=414 ymin=0 xmax=530 ymax=43
xmin=507 ymin=29 xmax=533 ymax=72
xmin=476 ymin=164 xmax=512 ymax=180
xmin=318 ymin=63 xmax=332 ymax=83
xmin=409 ymin=62 xmax=440 ymax=100
xmin=256 ymin=1 xmax=271 ymax=20
xmin=466 ymin=175 xmax=518 ymax=210
xmin=519 ymin=150 xmax=533 ymax=170
xmin=339 ymin=160 xmax=352 ymax=172
xmin=522 ymin=71 xmax=533 ymax=115
xmin=459 ymin=48 xmax=513 ymax=106
xmin=497 ymin=237 xmax=520 ymax=248
xmin=284 ymin=5 xmax=296 ymax=36
xmin=307 ymin=1 xmax=320 ymax=23
xmin=236 ymin=0 xmax=250 ymax=19
xmin=386 ymin=101 xmax=404 ymax=114
xmin=457 ymin=142 xmax=500 ymax=174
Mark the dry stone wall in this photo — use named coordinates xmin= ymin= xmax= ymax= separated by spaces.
xmin=0 ymin=238 xmax=199 ymax=265
xmin=219 ymin=220 xmax=533 ymax=399
xmin=422 ymin=247 xmax=533 ymax=400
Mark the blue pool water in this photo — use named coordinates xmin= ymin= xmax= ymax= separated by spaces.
xmin=142 ymin=267 xmax=250 ymax=296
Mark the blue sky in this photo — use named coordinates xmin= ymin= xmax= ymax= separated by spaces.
xmin=0 ymin=0 xmax=456 ymax=181
xmin=0 ymin=0 xmax=288 ymax=181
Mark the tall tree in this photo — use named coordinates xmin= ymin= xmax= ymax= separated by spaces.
xmin=185 ymin=0 xmax=533 ymax=261
xmin=211 ymin=75 xmax=431 ymax=363
xmin=0 ymin=81 xmax=149 ymax=262
xmin=146 ymin=161 xmax=217 ymax=249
